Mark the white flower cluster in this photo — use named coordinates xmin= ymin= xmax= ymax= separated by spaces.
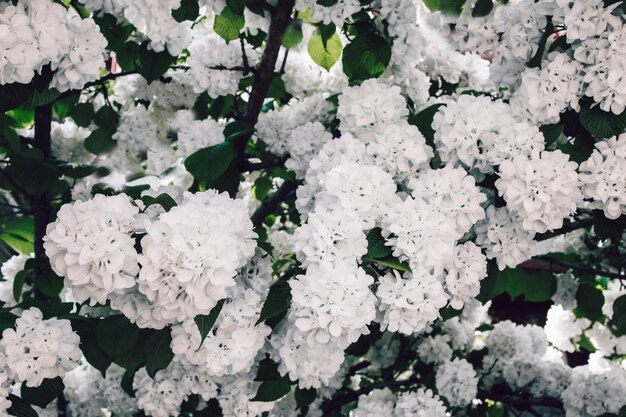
xmin=352 ymin=387 xmax=448 ymax=417
xmin=295 ymin=0 xmax=361 ymax=27
xmin=0 ymin=253 xmax=31 ymax=307
xmin=562 ymin=366 xmax=626 ymax=417
xmin=435 ymin=358 xmax=478 ymax=407
xmin=579 ymin=134 xmax=626 ymax=220
xmin=0 ymin=0 xmax=106 ymax=90
xmin=0 ymin=308 xmax=81 ymax=387
xmin=44 ymin=194 xmax=140 ymax=305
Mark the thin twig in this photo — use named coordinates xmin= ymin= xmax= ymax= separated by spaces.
xmin=520 ymin=256 xmax=626 ymax=280
xmin=250 ymin=180 xmax=299 ymax=228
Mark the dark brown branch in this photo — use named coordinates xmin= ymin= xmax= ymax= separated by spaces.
xmin=251 ymin=180 xmax=299 ymax=228
xmin=519 ymin=256 xmax=626 ymax=280
xmin=535 ymin=219 xmax=594 ymax=241
xmin=241 ymin=155 xmax=289 ymax=172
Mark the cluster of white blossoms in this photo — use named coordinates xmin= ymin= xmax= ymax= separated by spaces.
xmin=0 ymin=0 xmax=106 ymax=90
xmin=0 ymin=308 xmax=81 ymax=387
xmin=354 ymin=388 xmax=448 ymax=417
xmin=0 ymin=253 xmax=31 ymax=306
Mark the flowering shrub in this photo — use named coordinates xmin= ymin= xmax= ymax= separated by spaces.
xmin=0 ymin=0 xmax=625 ymax=416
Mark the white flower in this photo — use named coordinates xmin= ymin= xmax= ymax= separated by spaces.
xmin=175 ymin=118 xmax=225 ymax=160
xmin=562 ymin=366 xmax=626 ymax=417
xmin=545 ymin=305 xmax=587 ymax=353
xmin=579 ymin=134 xmax=626 ymax=220
xmin=290 ymin=262 xmax=376 ymax=348
xmin=376 ymin=269 xmax=448 ymax=335
xmin=443 ymin=242 xmax=487 ymax=310
xmin=435 ymin=358 xmax=478 ymax=407
xmin=138 ymin=190 xmax=257 ymax=323
xmin=393 ymin=389 xmax=447 ymax=417
xmin=417 ymin=335 xmax=453 ymax=365
xmin=44 ymin=194 xmax=140 ymax=305
xmin=0 ymin=3 xmax=40 ymax=84
xmin=0 ymin=253 xmax=31 ymax=306
xmin=496 ymin=150 xmax=583 ymax=234
xmin=351 ymin=388 xmax=395 ymax=417
xmin=0 ymin=308 xmax=81 ymax=387
xmin=284 ymin=121 xmax=334 ymax=179
xmin=296 ymin=0 xmax=361 ymax=27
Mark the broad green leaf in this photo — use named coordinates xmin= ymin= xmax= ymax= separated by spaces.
xmin=21 ymin=377 xmax=64 ymax=408
xmin=540 ymin=123 xmax=564 ymax=147
xmin=0 ymin=216 xmax=34 ymax=254
xmin=94 ymin=13 xmax=134 ymax=51
xmin=214 ymin=7 xmax=245 ymax=42
xmin=307 ymin=31 xmax=342 ymax=71
xmin=593 ymin=210 xmax=626 ymax=240
xmin=84 ymin=128 xmax=117 ymax=155
xmin=94 ymin=105 xmax=119 ymax=131
xmin=141 ymin=193 xmax=178 ymax=212
xmin=342 ymin=31 xmax=391 ymax=80
xmin=282 ymin=21 xmax=304 ymax=49
xmin=57 ymin=163 xmax=98 ymax=179
xmin=70 ymin=318 xmax=112 ymax=377
xmin=0 ymin=83 xmax=33 ymax=113
xmin=472 ymin=0 xmax=493 ymax=16
xmin=423 ymin=0 xmax=441 ymax=11
xmin=611 ymin=294 xmax=626 ymax=335
xmin=576 ymin=283 xmax=604 ymax=321
xmin=373 ymin=256 xmax=411 ymax=272
xmin=12 ymin=269 xmax=28 ymax=304
xmin=0 ymin=311 xmax=17 ymax=333
xmin=257 ymin=280 xmax=292 ymax=325
xmin=295 ymin=387 xmax=316 ymax=408
xmin=499 ymin=268 xmax=557 ymax=302
xmin=194 ymin=298 xmax=225 ymax=348
xmin=527 ymin=19 xmax=553 ymax=69
xmin=252 ymin=377 xmax=292 ymax=402
xmin=136 ymin=42 xmax=176 ymax=83
xmin=172 ymin=0 xmax=200 ymax=22
xmin=365 ymin=227 xmax=392 ymax=259
xmin=96 ymin=315 xmax=139 ymax=358
xmin=70 ymin=102 xmax=95 ymax=127
xmin=254 ymin=176 xmax=272 ymax=201
xmin=579 ymin=105 xmax=626 ymax=139
xmin=26 ymin=88 xmax=60 ymax=107
xmin=184 ymin=142 xmax=236 ymax=184
xmin=6 ymin=394 xmax=38 ymax=417
xmin=5 ymin=151 xmax=60 ymax=194
xmin=440 ymin=0 xmax=465 ymax=15
xmin=226 ymin=0 xmax=245 ymax=14
xmin=145 ymin=328 xmax=174 ymax=378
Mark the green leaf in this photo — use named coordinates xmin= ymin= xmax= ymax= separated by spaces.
xmin=35 ymin=269 xmax=64 ymax=298
xmin=472 ymin=0 xmax=493 ymax=16
xmin=71 ymin=318 xmax=112 ymax=377
xmin=145 ymin=328 xmax=174 ymax=378
xmin=21 ymin=377 xmax=64 ymax=407
xmin=194 ymin=298 xmax=225 ymax=348
xmin=342 ymin=30 xmax=391 ymax=81
xmin=0 ymin=217 xmax=34 ymax=255
xmin=252 ymin=377 xmax=292 ymax=402
xmin=611 ymin=294 xmax=626 ymax=335
xmin=6 ymin=394 xmax=38 ymax=417
xmin=57 ymin=163 xmax=98 ymax=179
xmin=527 ymin=19 xmax=553 ymax=69
xmin=576 ymin=283 xmax=604 ymax=321
xmin=116 ymin=42 xmax=140 ymax=71
xmin=96 ymin=315 xmax=139 ymax=359
xmin=136 ymin=42 xmax=176 ymax=83
xmin=257 ymin=280 xmax=292 ymax=325
xmin=282 ymin=21 xmax=304 ymax=49
xmin=172 ymin=0 xmax=200 ymax=22
xmin=0 ymin=311 xmax=17 ymax=333
xmin=12 ymin=270 xmax=28 ymax=304
xmin=317 ymin=0 xmax=338 ymax=5
xmin=84 ymin=128 xmax=117 ymax=155
xmin=0 ymin=83 xmax=33 ymax=113
xmin=141 ymin=193 xmax=178 ymax=212
xmin=214 ymin=7 xmax=245 ymax=42
xmin=295 ymin=387 xmax=316 ymax=408
xmin=26 ymin=88 xmax=60 ymax=107
xmin=440 ymin=0 xmax=466 ymax=15
xmin=268 ymin=76 xmax=287 ymax=101
xmin=307 ymin=31 xmax=342 ymax=71
xmin=254 ymin=176 xmax=272 ymax=201
xmin=224 ymin=120 xmax=254 ymax=141
xmin=94 ymin=105 xmax=119 ymax=131
xmin=70 ymin=102 xmax=95 ymax=127
xmin=94 ymin=13 xmax=134 ymax=51
xmin=423 ymin=0 xmax=441 ymax=11
xmin=184 ymin=142 xmax=236 ymax=184
xmin=226 ymin=0 xmax=245 ymax=14
xmin=593 ymin=211 xmax=626 ymax=240
xmin=210 ymin=163 xmax=241 ymax=198
xmin=579 ymin=105 xmax=626 ymax=139
xmin=540 ymin=123 xmax=564 ymax=147
xmin=5 ymin=151 xmax=60 ymax=194
xmin=499 ymin=269 xmax=557 ymax=302
xmin=365 ymin=227 xmax=392 ymax=259
xmin=373 ymin=256 xmax=411 ymax=272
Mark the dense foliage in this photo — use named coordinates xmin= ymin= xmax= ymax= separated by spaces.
xmin=0 ymin=0 xmax=625 ymax=416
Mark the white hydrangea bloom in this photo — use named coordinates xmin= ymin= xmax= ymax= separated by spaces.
xmin=0 ymin=253 xmax=31 ymax=307
xmin=0 ymin=364 xmax=11 ymax=417
xmin=408 ymin=166 xmax=486 ymax=235
xmin=188 ymin=32 xmax=256 ymax=98
xmin=417 ymin=334 xmax=453 ymax=365
xmin=80 ymin=0 xmax=129 ymax=16
xmin=545 ymin=305 xmax=588 ymax=353
xmin=496 ymin=150 xmax=583 ymax=234
xmin=138 ymin=190 xmax=257 ymax=323
xmin=270 ymin=314 xmax=346 ymax=389
xmin=376 ymin=270 xmax=448 ymax=335
xmin=552 ymin=272 xmax=578 ymax=310
xmin=360 ymin=120 xmax=433 ymax=180
xmin=475 ymin=205 xmax=537 ymax=270
xmin=393 ymin=388 xmax=447 ymax=417
xmin=217 ymin=371 xmax=277 ymax=417
xmin=435 ymin=358 xmax=478 ymax=407
xmin=443 ymin=242 xmax=487 ymax=310
xmin=0 ymin=3 xmax=41 ymax=84
xmin=44 ymin=194 xmax=140 ymax=305
xmin=296 ymin=0 xmax=362 ymax=27
xmin=562 ymin=366 xmax=626 ymax=417
xmin=175 ymin=118 xmax=225 ymax=159
xmin=51 ymin=120 xmax=94 ymax=164
xmin=291 ymin=209 xmax=367 ymax=267
xmin=284 ymin=121 xmax=334 ymax=178
xmin=351 ymin=388 xmax=395 ymax=417
xmin=109 ymin=287 xmax=171 ymax=329
xmin=0 ymin=308 xmax=81 ymax=387
xmin=559 ymin=0 xmax=618 ymax=42
xmin=315 ymin=162 xmax=400 ymax=229
xmin=290 ymin=262 xmax=376 ymax=348
xmin=579 ymin=134 xmax=626 ymax=220
xmin=338 ymin=79 xmax=408 ymax=133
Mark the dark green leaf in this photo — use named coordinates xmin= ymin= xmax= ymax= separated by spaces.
xmin=576 ymin=283 xmax=604 ymax=321
xmin=5 ymin=151 xmax=60 ymax=194
xmin=116 ymin=42 xmax=140 ymax=71
xmin=12 ymin=270 xmax=28 ymax=304
xmin=136 ymin=42 xmax=176 ymax=83
xmin=527 ymin=19 xmax=553 ymax=69
xmin=145 ymin=328 xmax=174 ymax=378
xmin=257 ymin=280 xmax=292 ymax=324
xmin=593 ymin=211 xmax=626 ymax=240
xmin=35 ymin=269 xmax=64 ymax=298
xmin=254 ymin=176 xmax=272 ymax=200
xmin=172 ymin=0 xmax=200 ymax=21
xmin=251 ymin=377 xmax=292 ymax=402
xmin=255 ymin=357 xmax=283 ymax=381
xmin=26 ymin=88 xmax=60 ymax=107
xmin=472 ymin=0 xmax=493 ymax=16
xmin=226 ymin=0 xmax=245 ymax=14
xmin=96 ymin=315 xmax=139 ymax=358
xmin=365 ymin=227 xmax=392 ymax=259
xmin=214 ymin=7 xmax=245 ymax=42
xmin=84 ymin=128 xmax=117 ymax=155
xmin=194 ymin=298 xmax=225 ymax=348
xmin=0 ymin=311 xmax=17 ymax=333
xmin=317 ymin=0 xmax=338 ymax=5
xmin=7 ymin=394 xmax=38 ymax=417
xmin=500 ymin=269 xmax=556 ymax=302
xmin=440 ymin=0 xmax=466 ymax=15
xmin=0 ymin=83 xmax=33 ymax=113
xmin=0 ymin=217 xmax=34 ymax=255
xmin=372 ymin=256 xmax=411 ymax=272
xmin=70 ymin=102 xmax=95 ymax=127
xmin=295 ymin=387 xmax=316 ymax=408
xmin=94 ymin=105 xmax=119 ymax=131
xmin=57 ymin=163 xmax=98 ymax=179
xmin=267 ymin=76 xmax=287 ymax=101
xmin=423 ymin=0 xmax=441 ymax=11
xmin=184 ymin=142 xmax=236 ymax=183
xmin=282 ymin=21 xmax=304 ymax=49
xmin=21 ymin=377 xmax=64 ymax=408
xmin=94 ymin=13 xmax=135 ymax=51
xmin=539 ymin=123 xmax=564 ymax=147
xmin=141 ymin=193 xmax=178 ymax=212
xmin=342 ymin=31 xmax=391 ymax=80
xmin=71 ymin=318 xmax=112 ymax=377
xmin=579 ymin=105 xmax=626 ymax=139
xmin=612 ymin=294 xmax=626 ymax=335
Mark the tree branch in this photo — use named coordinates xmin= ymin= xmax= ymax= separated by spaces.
xmin=535 ymin=219 xmax=594 ymax=241
xmin=251 ymin=180 xmax=299 ymax=228
xmin=519 ymin=256 xmax=626 ymax=280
